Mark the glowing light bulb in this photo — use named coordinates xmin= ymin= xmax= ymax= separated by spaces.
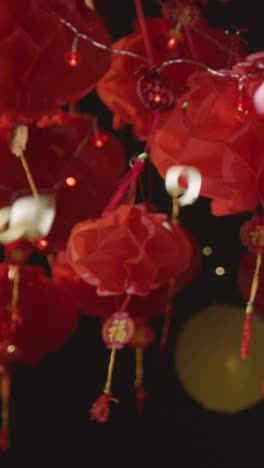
xmin=215 ymin=266 xmax=225 ymax=276
xmin=7 ymin=345 xmax=16 ymax=354
xmin=153 ymin=94 xmax=161 ymax=103
xmin=202 ymin=246 xmax=213 ymax=256
xmin=65 ymin=51 xmax=81 ymax=67
xmin=37 ymin=239 xmax=48 ymax=249
xmin=167 ymin=37 xmax=177 ymax=49
xmin=95 ymin=138 xmax=104 ymax=148
xmin=66 ymin=176 xmax=77 ymax=187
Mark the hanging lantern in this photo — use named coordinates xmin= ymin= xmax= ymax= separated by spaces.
xmin=89 ymin=305 xmax=135 ymax=422
xmin=67 ymin=204 xmax=193 ymax=296
xmin=0 ymin=111 xmax=126 ymax=249
xmin=151 ymin=51 xmax=264 ymax=216
xmin=0 ymin=0 xmax=111 ymax=122
xmin=0 ymin=264 xmax=78 ymax=367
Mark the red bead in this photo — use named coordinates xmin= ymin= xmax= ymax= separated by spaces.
xmin=65 ymin=51 xmax=81 ymax=68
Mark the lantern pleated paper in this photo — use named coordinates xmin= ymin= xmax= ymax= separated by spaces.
xmin=67 ymin=204 xmax=193 ymax=296
xmin=0 ymin=264 xmax=79 ymax=368
xmin=152 ymin=51 xmax=264 ymax=216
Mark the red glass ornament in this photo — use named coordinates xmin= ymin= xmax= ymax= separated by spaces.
xmin=136 ymin=66 xmax=175 ymax=111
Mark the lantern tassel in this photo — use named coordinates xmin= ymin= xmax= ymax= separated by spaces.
xmin=9 ymin=265 xmax=22 ymax=332
xmin=135 ymin=348 xmax=145 ymax=414
xmin=89 ymin=347 xmax=118 ymax=422
xmin=241 ymin=252 xmax=262 ymax=360
xmin=102 ymin=155 xmax=147 ymax=217
xmin=159 ymin=198 xmax=178 ymax=358
xmin=9 ymin=125 xmax=39 ymax=199
xmin=0 ymin=370 xmax=10 ymax=452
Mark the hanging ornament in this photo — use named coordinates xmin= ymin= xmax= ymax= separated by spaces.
xmin=0 ymin=111 xmax=126 ymax=249
xmin=89 ymin=306 xmax=134 ymax=422
xmin=135 ymin=65 xmax=175 ymax=111
xmin=239 ymin=216 xmax=264 ymax=359
xmin=238 ymin=250 xmax=264 ymax=316
xmin=129 ymin=323 xmax=155 ymax=413
xmin=0 ymin=264 xmax=78 ymax=367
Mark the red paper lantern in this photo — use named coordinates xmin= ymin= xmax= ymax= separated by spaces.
xmin=97 ymin=10 xmax=244 ymax=140
xmin=151 ymin=52 xmax=264 ymax=216
xmin=0 ymin=0 xmax=111 ymax=122
xmin=0 ymin=264 xmax=78 ymax=367
xmin=0 ymin=111 xmax=127 ymax=248
xmin=53 ymin=221 xmax=200 ymax=322
xmin=67 ymin=204 xmax=193 ymax=296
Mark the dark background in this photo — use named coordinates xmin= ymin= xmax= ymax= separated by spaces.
xmin=2 ymin=1 xmax=264 ymax=467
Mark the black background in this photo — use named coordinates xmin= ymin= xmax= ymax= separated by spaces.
xmin=2 ymin=1 xmax=264 ymax=467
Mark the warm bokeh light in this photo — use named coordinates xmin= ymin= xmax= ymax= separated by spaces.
xmin=66 ymin=176 xmax=77 ymax=187
xmin=38 ymin=239 xmax=48 ymax=249
xmin=215 ymin=266 xmax=225 ymax=276
xmin=153 ymin=94 xmax=161 ymax=103
xmin=175 ymin=304 xmax=264 ymax=413
xmin=95 ymin=138 xmax=104 ymax=148
xmin=7 ymin=345 xmax=16 ymax=354
xmin=167 ymin=37 xmax=177 ymax=49
xmin=202 ymin=246 xmax=213 ymax=256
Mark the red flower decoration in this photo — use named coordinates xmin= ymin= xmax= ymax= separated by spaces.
xmin=67 ymin=204 xmax=192 ymax=296
xmin=152 ymin=52 xmax=264 ymax=216
xmin=0 ymin=264 xmax=78 ymax=367
xmin=0 ymin=0 xmax=111 ymax=122
xmin=97 ymin=14 xmax=244 ymax=140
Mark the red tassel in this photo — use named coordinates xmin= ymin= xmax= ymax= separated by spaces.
xmin=136 ymin=386 xmax=146 ymax=414
xmin=0 ymin=429 xmax=9 ymax=452
xmin=241 ymin=313 xmax=252 ymax=360
xmin=102 ymin=157 xmax=146 ymax=216
xmin=89 ymin=393 xmax=112 ymax=422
